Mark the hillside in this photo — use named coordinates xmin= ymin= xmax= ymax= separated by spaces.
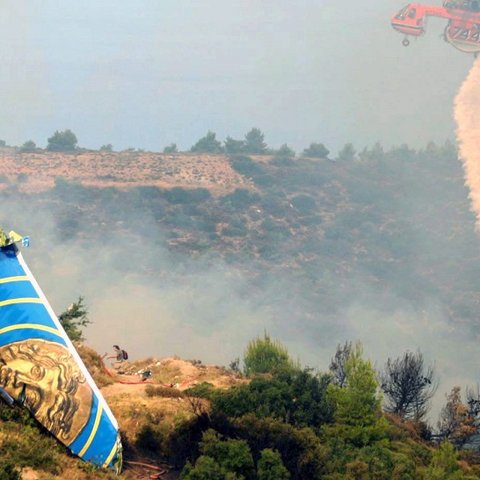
xmin=0 ymin=345 xmax=246 ymax=480
xmin=3 ymin=142 xmax=480 ymax=477
xmin=3 ymin=342 xmax=480 ymax=480
xmin=1 ymin=143 xmax=477 ymax=332
xmin=0 ymin=149 xmax=253 ymax=194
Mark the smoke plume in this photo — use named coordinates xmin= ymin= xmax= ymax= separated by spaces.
xmin=454 ymin=57 xmax=480 ymax=228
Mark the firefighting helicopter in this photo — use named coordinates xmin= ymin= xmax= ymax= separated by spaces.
xmin=391 ymin=0 xmax=480 ymax=53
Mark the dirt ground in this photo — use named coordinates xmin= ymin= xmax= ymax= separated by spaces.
xmin=15 ymin=355 xmax=245 ymax=480
xmin=97 ymin=357 xmax=246 ymax=480
xmin=0 ymin=150 xmax=254 ymax=195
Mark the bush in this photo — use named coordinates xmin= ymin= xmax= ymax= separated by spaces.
xmin=303 ymin=142 xmax=330 ymax=158
xmin=229 ymin=155 xmax=264 ymax=177
xmin=1 ymin=432 xmax=61 ymax=473
xmin=165 ymin=187 xmax=211 ymax=204
xmin=184 ymin=382 xmax=217 ymax=399
xmin=0 ymin=402 xmax=36 ymax=425
xmin=337 ymin=143 xmax=356 ymax=161
xmin=243 ymin=332 xmax=295 ymax=376
xmin=224 ymin=136 xmax=245 ymax=154
xmin=252 ymin=173 xmax=275 ymax=187
xmin=259 ymin=192 xmax=287 ymax=216
xmin=136 ymin=424 xmax=166 ymax=454
xmin=133 ymin=185 xmax=165 ymax=201
xmin=325 ymin=344 xmax=388 ymax=449
xmin=244 ymin=128 xmax=268 ymax=154
xmin=57 ymin=296 xmax=90 ymax=342
xmin=271 ymin=156 xmax=295 ymax=167
xmin=220 ymin=189 xmax=260 ymax=210
xmin=290 ymin=194 xmax=316 ymax=214
xmin=164 ymin=143 xmax=178 ymax=153
xmin=197 ymin=429 xmax=255 ymax=479
xmin=167 ymin=413 xmax=213 ymax=468
xmin=47 ymin=129 xmax=78 ymax=152
xmin=181 ymin=456 xmax=225 ymax=480
xmin=257 ymin=449 xmax=290 ymax=480
xmin=425 ymin=441 xmax=464 ymax=479
xmin=191 ymin=131 xmax=223 ymax=153
xmin=233 ymin=415 xmax=329 ymax=480
xmin=145 ymin=385 xmax=185 ymax=398
xmin=274 ymin=144 xmax=295 ymax=159
xmin=18 ymin=140 xmax=37 ymax=153
xmin=212 ymin=368 xmax=333 ymax=428
xmin=222 ymin=216 xmax=248 ymax=237
xmin=0 ymin=462 xmax=20 ymax=480
xmin=169 ymin=413 xmax=329 ymax=479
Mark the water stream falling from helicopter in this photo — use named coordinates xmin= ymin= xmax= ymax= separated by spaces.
xmin=454 ymin=57 xmax=480 ymax=229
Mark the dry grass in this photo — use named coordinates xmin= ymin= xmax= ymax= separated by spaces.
xmin=99 ymin=356 xmax=246 ymax=465
xmin=0 ymin=151 xmax=256 ymax=195
xmin=110 ymin=356 xmax=245 ymax=390
xmin=76 ymin=343 xmax=114 ymax=387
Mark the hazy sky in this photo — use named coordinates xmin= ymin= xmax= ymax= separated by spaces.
xmin=0 ymin=1 xmax=474 ymax=154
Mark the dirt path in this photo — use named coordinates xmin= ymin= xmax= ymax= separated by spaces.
xmin=101 ymin=382 xmax=149 ymax=398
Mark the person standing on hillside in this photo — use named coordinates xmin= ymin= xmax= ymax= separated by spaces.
xmin=103 ymin=345 xmax=128 ymax=368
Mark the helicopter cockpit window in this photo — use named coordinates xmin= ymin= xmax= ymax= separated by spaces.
xmin=395 ymin=6 xmax=409 ymax=19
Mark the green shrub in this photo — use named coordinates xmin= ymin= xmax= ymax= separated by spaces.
xmin=252 ymin=173 xmax=275 ymax=187
xmin=167 ymin=413 xmax=212 ymax=468
xmin=136 ymin=424 xmax=167 ymax=454
xmin=1 ymin=430 xmax=61 ymax=473
xmin=0 ymin=462 xmax=20 ymax=480
xmin=212 ymin=368 xmax=333 ymax=428
xmin=259 ymin=192 xmax=287 ymax=216
xmin=181 ymin=456 xmax=225 ymax=480
xmin=325 ymin=344 xmax=387 ymax=449
xmin=18 ymin=140 xmax=37 ymax=153
xmin=303 ymin=142 xmax=330 ymax=158
xmin=271 ymin=156 xmax=295 ymax=167
xmin=47 ymin=129 xmax=78 ymax=152
xmin=163 ymin=143 xmax=178 ymax=153
xmin=337 ymin=143 xmax=356 ymax=161
xmin=224 ymin=136 xmax=245 ymax=154
xmin=197 ymin=429 xmax=255 ymax=479
xmin=0 ymin=402 xmax=35 ymax=426
xmin=191 ymin=131 xmax=224 ymax=153
xmin=184 ymin=382 xmax=217 ymax=399
xmin=58 ymin=296 xmax=90 ymax=342
xmin=425 ymin=441 xmax=465 ymax=479
xmin=243 ymin=332 xmax=295 ymax=376
xmin=291 ymin=194 xmax=316 ymax=214
xmin=220 ymin=189 xmax=260 ymax=210
xmin=244 ymin=128 xmax=268 ymax=154
xmin=257 ymin=448 xmax=290 ymax=480
xmin=273 ymin=144 xmax=295 ymax=159
xmin=165 ymin=187 xmax=211 ymax=204
xmin=145 ymin=385 xmax=185 ymax=398
xmin=229 ymin=155 xmax=264 ymax=176
xmin=222 ymin=216 xmax=248 ymax=237
xmin=233 ymin=415 xmax=329 ymax=480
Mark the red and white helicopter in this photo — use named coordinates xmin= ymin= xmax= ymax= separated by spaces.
xmin=391 ymin=0 xmax=480 ymax=53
